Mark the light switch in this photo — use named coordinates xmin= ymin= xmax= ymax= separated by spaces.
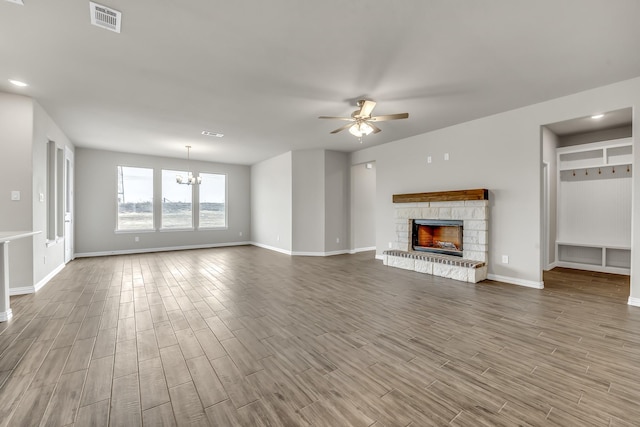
xmin=11 ymin=191 xmax=20 ymax=201
xmin=444 ymin=153 xmax=450 ymax=161
xmin=39 ymin=193 xmax=44 ymax=202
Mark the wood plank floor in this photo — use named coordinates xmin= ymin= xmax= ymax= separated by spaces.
xmin=0 ymin=246 xmax=638 ymax=426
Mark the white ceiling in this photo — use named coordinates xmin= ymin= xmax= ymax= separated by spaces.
xmin=2 ymin=1 xmax=639 ymax=165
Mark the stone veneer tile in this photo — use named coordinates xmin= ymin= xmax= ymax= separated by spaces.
xmin=451 ymin=207 xmax=487 ymax=220
xmin=464 ymin=200 xmax=489 ymax=207
xmin=395 ymin=208 xmax=421 ymax=219
xmin=421 ymin=208 xmax=440 ymax=218
xmin=438 ymin=208 xmax=452 ymax=219
xmin=415 ymin=260 xmax=433 ymax=274
xmin=430 ymin=201 xmax=466 ymax=208
xmin=433 ymin=263 xmax=468 ymax=282
xmin=389 ymin=256 xmax=415 ymax=270
xmin=463 ymin=220 xmax=488 ymax=231
xmin=462 ymin=251 xmax=486 ymax=262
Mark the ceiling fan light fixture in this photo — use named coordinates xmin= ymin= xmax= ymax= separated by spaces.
xmin=349 ymin=121 xmax=373 ymax=137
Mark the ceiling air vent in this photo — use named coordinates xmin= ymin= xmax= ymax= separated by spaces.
xmin=89 ymin=2 xmax=121 ymax=33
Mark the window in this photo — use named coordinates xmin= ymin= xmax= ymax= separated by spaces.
xmin=162 ymin=169 xmax=193 ymax=229
xmin=117 ymin=166 xmax=154 ymax=231
xmin=199 ymin=173 xmax=226 ymax=228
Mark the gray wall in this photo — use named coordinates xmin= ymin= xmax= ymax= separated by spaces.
xmin=350 ymin=161 xmax=376 ymax=251
xmin=32 ymin=101 xmax=74 ymax=283
xmin=75 ymin=148 xmax=250 ymax=255
xmin=292 ymin=150 xmax=324 ymax=253
xmin=251 ymin=151 xmax=292 ymax=252
xmin=0 ymin=92 xmax=73 ymax=289
xmin=0 ymin=92 xmax=33 ymax=286
xmin=324 ymin=150 xmax=349 ymax=253
xmin=559 ymin=125 xmax=632 ymax=147
xmin=351 ymin=76 xmax=640 ymax=294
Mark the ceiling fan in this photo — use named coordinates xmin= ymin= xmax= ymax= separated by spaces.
xmin=319 ymin=99 xmax=409 ymax=140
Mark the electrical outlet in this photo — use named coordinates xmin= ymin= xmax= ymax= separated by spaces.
xmin=134 ymin=236 xmax=140 ymax=242
xmin=427 ymin=156 xmax=432 ymax=164
xmin=277 ymin=235 xmax=280 ymax=241
xmin=11 ymin=190 xmax=20 ymax=201
xmin=444 ymin=153 xmax=450 ymax=161
xmin=502 ymin=255 xmax=509 ymax=264
xmin=388 ymin=242 xmax=393 ymax=249
xmin=239 ymin=231 xmax=243 ymax=237
xmin=39 ymin=193 xmax=44 ymax=202
xmin=336 ymin=237 xmax=340 ymax=243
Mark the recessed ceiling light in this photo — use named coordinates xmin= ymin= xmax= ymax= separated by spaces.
xmin=591 ymin=114 xmax=604 ymax=119
xmin=202 ymin=130 xmax=224 ymax=138
xmin=9 ymin=79 xmax=28 ymax=87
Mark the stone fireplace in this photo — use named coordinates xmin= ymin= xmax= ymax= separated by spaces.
xmin=383 ymin=189 xmax=488 ymax=283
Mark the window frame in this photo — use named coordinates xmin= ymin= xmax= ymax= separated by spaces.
xmin=160 ymin=168 xmax=195 ymax=231
xmin=115 ymin=165 xmax=155 ymax=233
xmin=197 ymin=172 xmax=228 ymax=230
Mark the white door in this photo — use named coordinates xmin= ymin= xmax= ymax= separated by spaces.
xmin=64 ymin=148 xmax=74 ymax=263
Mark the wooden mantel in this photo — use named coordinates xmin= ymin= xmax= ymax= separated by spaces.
xmin=393 ymin=189 xmax=488 ymax=203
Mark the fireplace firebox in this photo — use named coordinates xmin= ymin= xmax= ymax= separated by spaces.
xmin=411 ymin=219 xmax=463 ymax=257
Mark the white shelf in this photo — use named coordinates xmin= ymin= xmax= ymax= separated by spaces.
xmin=558 ymin=138 xmax=632 ymax=172
xmin=556 ymin=243 xmax=630 ymax=274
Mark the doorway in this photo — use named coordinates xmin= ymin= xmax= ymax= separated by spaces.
xmin=64 ymin=147 xmax=74 ymax=263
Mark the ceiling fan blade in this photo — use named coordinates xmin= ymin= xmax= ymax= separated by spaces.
xmin=368 ymin=122 xmax=382 ymax=134
xmin=358 ymin=100 xmax=377 ymax=118
xmin=318 ymin=116 xmax=355 ymax=121
xmin=370 ymin=113 xmax=409 ymax=121
xmin=330 ymin=122 xmax=355 ymax=134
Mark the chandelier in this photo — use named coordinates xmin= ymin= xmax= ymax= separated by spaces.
xmin=176 ymin=145 xmax=202 ymax=185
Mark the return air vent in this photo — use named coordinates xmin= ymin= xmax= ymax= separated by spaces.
xmin=89 ymin=2 xmax=121 ymax=33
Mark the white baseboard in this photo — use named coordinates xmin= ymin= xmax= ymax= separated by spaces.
xmin=9 ymin=262 xmax=66 ymax=296
xmin=544 ymin=261 xmax=558 ymax=271
xmin=75 ymin=241 xmax=251 ymax=258
xmin=291 ymin=250 xmax=350 ymax=257
xmin=250 ymin=242 xmax=292 ymax=256
xmin=628 ymin=297 xmax=640 ymax=307
xmin=487 ymin=274 xmax=544 ymax=289
xmin=349 ymin=246 xmax=377 ymax=254
xmin=0 ymin=309 xmax=12 ymax=322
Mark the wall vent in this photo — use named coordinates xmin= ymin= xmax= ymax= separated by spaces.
xmin=89 ymin=2 xmax=121 ymax=33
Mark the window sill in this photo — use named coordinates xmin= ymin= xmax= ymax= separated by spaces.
xmin=115 ymin=229 xmax=156 ymax=234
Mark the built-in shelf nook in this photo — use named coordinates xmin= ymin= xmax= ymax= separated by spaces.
xmin=556 ymin=137 xmax=632 ymax=274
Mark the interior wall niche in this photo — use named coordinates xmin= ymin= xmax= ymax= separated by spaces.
xmin=543 ymin=107 xmax=633 ymax=275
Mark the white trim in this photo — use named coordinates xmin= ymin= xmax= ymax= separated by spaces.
xmin=35 ymin=263 xmax=65 ymax=292
xmin=248 ymin=242 xmax=292 ymax=256
xmin=291 ymin=250 xmax=350 ymax=257
xmin=10 ymin=286 xmax=34 ymax=296
xmin=0 ymin=309 xmax=12 ymax=322
xmin=544 ymin=261 xmax=558 ymax=271
xmin=556 ymin=261 xmax=630 ymax=276
xmin=75 ymin=241 xmax=251 ymax=258
xmin=375 ymin=254 xmax=384 ymax=261
xmin=349 ymin=246 xmax=376 ymax=254
xmin=628 ymin=297 xmax=640 ymax=307
xmin=9 ymin=262 xmax=66 ymax=296
xmin=487 ymin=274 xmax=544 ymax=289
